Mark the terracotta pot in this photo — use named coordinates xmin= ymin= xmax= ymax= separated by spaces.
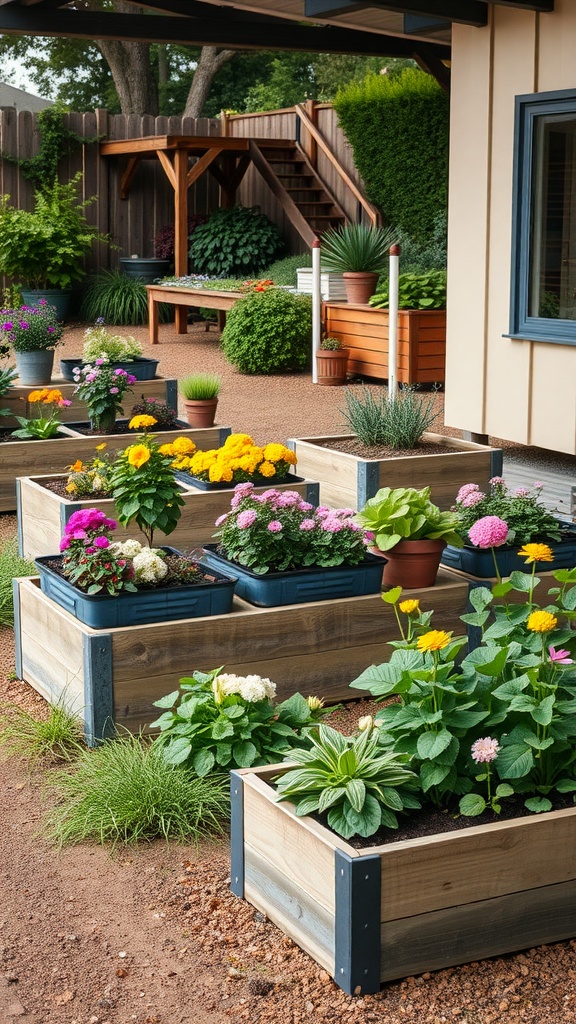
xmin=183 ymin=397 xmax=218 ymax=428
xmin=342 ymin=271 xmax=379 ymax=304
xmin=380 ymin=538 xmax=446 ymax=589
xmin=316 ymin=348 xmax=349 ymax=386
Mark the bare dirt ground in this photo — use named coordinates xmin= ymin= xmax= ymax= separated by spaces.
xmin=1 ymin=320 xmax=575 ymax=1024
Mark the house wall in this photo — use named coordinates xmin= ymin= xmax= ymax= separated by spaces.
xmin=445 ymin=0 xmax=576 ymax=454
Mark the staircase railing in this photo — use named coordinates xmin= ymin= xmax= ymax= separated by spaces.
xmin=295 ymin=103 xmax=381 ymax=228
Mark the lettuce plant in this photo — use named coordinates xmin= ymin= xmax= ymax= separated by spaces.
xmin=355 ymin=485 xmax=464 ymax=552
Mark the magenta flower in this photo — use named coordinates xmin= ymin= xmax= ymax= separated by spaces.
xmin=471 ymin=737 xmax=500 ymax=763
xmin=268 ymin=520 xmax=283 ymax=532
xmin=85 ymin=546 xmax=96 ymax=554
xmin=47 ymin=326 xmax=55 ymax=333
xmin=18 ymin=321 xmax=29 ymax=329
xmin=2 ymin=322 xmax=13 ymax=330
xmin=549 ymin=646 xmax=574 ymax=665
xmin=59 ymin=537 xmax=70 ymax=552
xmin=237 ymin=509 xmax=257 ymax=529
xmin=95 ymin=358 xmax=105 ymax=365
xmin=94 ymin=536 xmax=110 ymax=549
xmin=114 ymin=368 xmax=127 ymax=376
xmin=468 ymin=516 xmax=509 ymax=549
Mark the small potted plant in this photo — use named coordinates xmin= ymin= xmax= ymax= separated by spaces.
xmin=72 ymin=362 xmax=138 ymax=433
xmin=319 ymin=223 xmax=398 ymax=304
xmin=355 ymin=484 xmax=464 ymax=588
xmin=179 ymin=373 xmax=221 ymax=428
xmin=316 ymin=336 xmax=349 ymax=386
xmin=1 ymin=299 xmax=64 ymax=384
xmin=60 ymin=320 xmax=159 ymax=382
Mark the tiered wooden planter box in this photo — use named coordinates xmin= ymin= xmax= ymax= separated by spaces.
xmin=322 ymin=302 xmax=446 ymax=384
xmin=17 ymin=475 xmax=319 ymax=559
xmin=2 ymin=374 xmax=178 ymax=425
xmin=288 ymin=432 xmax=503 ymax=511
xmin=13 ymin=569 xmax=469 ymax=743
xmin=231 ymin=766 xmax=576 ymax=993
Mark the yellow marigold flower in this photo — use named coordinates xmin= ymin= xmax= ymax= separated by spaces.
xmin=65 ymin=483 xmax=77 ymax=493
xmin=45 ymin=389 xmax=64 ymax=404
xmin=259 ymin=461 xmax=276 ymax=478
xmin=129 ymin=414 xmax=158 ymax=430
xmin=127 ymin=444 xmax=151 ymax=469
xmin=28 ymin=389 xmax=49 ymax=403
xmin=69 ymin=460 xmax=84 ymax=473
xmin=417 ymin=630 xmax=452 ymax=652
xmin=518 ymin=543 xmax=554 ymax=564
xmin=95 ymin=443 xmax=107 ymax=451
xmin=399 ymin=599 xmax=420 ymax=615
xmin=527 ymin=610 xmax=558 ymax=633
xmin=158 ymin=443 xmax=175 ymax=456
xmin=171 ymin=436 xmax=196 ymax=455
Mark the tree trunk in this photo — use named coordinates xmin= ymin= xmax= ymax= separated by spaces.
xmin=97 ymin=1 xmax=158 ymax=115
xmin=183 ymin=46 xmax=235 ymax=118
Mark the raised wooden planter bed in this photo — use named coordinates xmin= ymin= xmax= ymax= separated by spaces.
xmin=231 ymin=765 xmax=576 ymax=993
xmin=288 ymin=432 xmax=503 ymax=511
xmin=6 ymin=374 xmax=178 ymax=424
xmin=17 ymin=475 xmax=319 ymax=560
xmin=0 ymin=423 xmax=230 ymax=513
xmin=322 ymin=303 xmax=446 ymax=384
xmin=13 ymin=569 xmax=469 ymax=742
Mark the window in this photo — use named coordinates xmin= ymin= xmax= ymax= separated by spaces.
xmin=510 ymin=89 xmax=576 ymax=344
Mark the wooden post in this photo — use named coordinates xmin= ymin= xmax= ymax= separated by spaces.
xmin=305 ymin=99 xmax=318 ymax=171
xmin=173 ymin=146 xmax=189 ymax=333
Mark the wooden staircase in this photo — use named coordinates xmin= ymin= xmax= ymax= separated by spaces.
xmin=249 ymin=140 xmax=348 ymax=248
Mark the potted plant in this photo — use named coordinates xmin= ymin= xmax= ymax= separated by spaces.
xmin=0 ymin=174 xmax=110 ymax=319
xmin=60 ymin=321 xmax=159 ymax=382
xmin=355 ymin=484 xmax=464 ymax=588
xmin=163 ymin=431 xmax=298 ymax=490
xmin=201 ymin=482 xmax=382 ymax=606
xmin=442 ymin=477 xmax=576 ymax=578
xmin=316 ymin=337 xmax=349 ymax=386
xmin=179 ymin=373 xmax=221 ymax=428
xmin=1 ymin=299 xmax=64 ymax=384
xmin=71 ymin=362 xmax=138 ymax=433
xmin=319 ymin=223 xmax=398 ymax=304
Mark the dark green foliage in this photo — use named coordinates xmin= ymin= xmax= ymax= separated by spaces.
xmin=394 ymin=213 xmax=447 ymax=274
xmin=189 ymin=207 xmax=284 ymax=278
xmin=341 ymin=384 xmax=438 ymax=449
xmin=2 ymin=106 xmax=94 ymax=193
xmin=79 ymin=271 xmax=172 ymax=325
xmin=370 ymin=270 xmax=447 ymax=311
xmin=334 ymin=69 xmax=449 ymax=239
xmin=0 ymin=539 xmax=35 ymax=626
xmin=221 ymin=289 xmax=312 ymax=374
xmin=263 ymin=252 xmax=312 ymax=286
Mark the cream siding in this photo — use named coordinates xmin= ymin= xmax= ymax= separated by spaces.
xmin=445 ymin=1 xmax=576 ymax=454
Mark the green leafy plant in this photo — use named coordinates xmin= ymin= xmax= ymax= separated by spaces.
xmin=65 ymin=443 xmax=114 ymax=499
xmin=0 ymin=696 xmax=84 ymax=763
xmin=189 ymin=206 xmax=284 ymax=278
xmin=11 ymin=386 xmax=71 ymax=440
xmin=221 ymin=289 xmax=312 ymax=374
xmin=1 ymin=300 xmax=63 ymax=352
xmin=72 ymin=362 xmax=137 ymax=431
xmin=0 ymin=356 xmax=18 ymax=418
xmin=355 ymin=485 xmax=464 ymax=552
xmin=151 ymin=666 xmax=330 ymax=776
xmin=179 ymin=373 xmax=221 ymax=400
xmin=370 ymin=270 xmax=447 ymax=310
xmin=60 ymin=508 xmax=137 ymax=597
xmin=79 ymin=270 xmax=172 ymax=326
xmin=264 ymin=252 xmax=312 ymax=286
xmin=319 ymin=223 xmax=398 ymax=273
xmin=43 ymin=731 xmax=228 ymax=846
xmin=454 ymin=478 xmax=564 ymax=547
xmin=320 ymin=336 xmax=343 ymax=351
xmin=275 ymin=723 xmax=418 ymax=839
xmin=110 ymin=434 xmax=185 ymax=547
xmin=0 ymin=539 xmax=36 ymax=626
xmin=0 ymin=174 xmax=110 ymax=289
xmin=2 ymin=106 xmax=94 ymax=194
xmin=341 ymin=383 xmax=438 ymax=448
xmin=129 ymin=396 xmax=178 ymax=431
xmin=82 ymin=321 xmax=142 ymax=362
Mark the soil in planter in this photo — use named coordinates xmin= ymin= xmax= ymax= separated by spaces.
xmin=68 ymin=420 xmax=188 ymax=437
xmin=312 ymin=437 xmax=462 ymax=459
xmin=0 ymin=429 xmax=71 ymax=444
xmin=38 ymin=477 xmax=189 ymax=500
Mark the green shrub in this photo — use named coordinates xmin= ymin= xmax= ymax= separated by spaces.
xmin=79 ymin=270 xmax=172 ymax=325
xmin=0 ymin=539 xmax=35 ymax=626
xmin=44 ymin=732 xmax=228 ymax=845
xmin=334 ymin=68 xmax=449 ymax=239
xmin=370 ymin=270 xmax=447 ymax=311
xmin=221 ymin=289 xmax=312 ymax=374
xmin=341 ymin=384 xmax=438 ymax=448
xmin=189 ymin=206 xmax=285 ymax=278
xmin=393 ymin=212 xmax=447 ymax=274
xmin=263 ymin=252 xmax=312 ymax=286
xmin=0 ymin=697 xmax=84 ymax=763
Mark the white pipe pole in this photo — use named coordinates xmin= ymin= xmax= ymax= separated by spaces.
xmin=388 ymin=242 xmax=400 ymax=401
xmin=311 ymin=238 xmax=321 ymax=385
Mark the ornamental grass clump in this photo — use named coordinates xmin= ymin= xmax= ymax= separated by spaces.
xmin=214 ymin=483 xmax=369 ymax=575
xmin=160 ymin=432 xmax=297 ymax=484
xmin=110 ymin=433 xmax=185 ymax=547
xmin=0 ymin=538 xmax=36 ymax=626
xmin=151 ymin=666 xmax=330 ymax=777
xmin=341 ymin=384 xmax=438 ymax=448
xmin=454 ymin=477 xmax=564 ymax=547
xmin=0 ymin=696 xmax=84 ymax=764
xmin=11 ymin=387 xmax=71 ymax=439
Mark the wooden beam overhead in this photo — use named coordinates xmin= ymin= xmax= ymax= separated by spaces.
xmin=307 ymin=0 xmax=488 ymax=25
xmin=478 ymin=0 xmax=553 ymax=8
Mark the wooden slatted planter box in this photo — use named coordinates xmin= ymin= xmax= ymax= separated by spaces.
xmin=13 ymin=569 xmax=470 ymax=742
xmin=17 ymin=475 xmax=319 ymax=559
xmin=0 ymin=423 xmax=230 ymax=513
xmin=288 ymin=433 xmax=503 ymax=511
xmin=8 ymin=374 xmax=178 ymax=424
xmin=322 ymin=303 xmax=446 ymax=384
xmin=231 ymin=765 xmax=576 ymax=994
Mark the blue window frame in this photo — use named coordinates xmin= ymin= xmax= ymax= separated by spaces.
xmin=510 ymin=88 xmax=576 ymax=345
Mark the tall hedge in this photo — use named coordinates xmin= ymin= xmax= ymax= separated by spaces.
xmin=333 ymin=68 xmax=449 ymax=240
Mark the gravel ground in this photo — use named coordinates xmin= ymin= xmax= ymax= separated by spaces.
xmin=1 ymin=319 xmax=575 ymax=1023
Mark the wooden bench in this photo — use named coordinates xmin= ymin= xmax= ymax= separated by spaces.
xmin=147 ymin=284 xmax=244 ymax=344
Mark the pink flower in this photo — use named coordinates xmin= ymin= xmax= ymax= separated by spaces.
xmin=489 ymin=476 xmax=505 ymax=486
xmin=471 ymin=737 xmax=500 ymax=763
xmin=364 ymin=531 xmax=375 ymax=542
xmin=109 ymin=387 xmax=119 ymax=395
xmin=298 ymin=501 xmax=314 ymax=512
xmin=321 ymin=517 xmax=343 ymax=533
xmin=114 ymin=368 xmax=127 ymax=376
xmin=549 ymin=646 xmax=574 ymax=665
xmin=534 ymin=481 xmax=544 ymax=490
xmin=268 ymin=520 xmax=283 ymax=532
xmin=461 ymin=490 xmax=485 ymax=508
xmin=59 ymin=537 xmax=70 ymax=551
xmin=468 ymin=516 xmax=509 ymax=549
xmin=94 ymin=536 xmax=109 ymax=548
xmin=514 ymin=487 xmax=530 ymax=498
xmin=299 ymin=519 xmax=315 ymax=531
xmin=95 ymin=358 xmax=105 ymax=365
xmin=71 ymin=529 xmax=87 ymax=540
xmin=215 ymin=513 xmax=228 ymax=527
xmin=456 ymin=483 xmax=480 ymax=503
xmin=237 ymin=509 xmax=257 ymax=529
xmin=231 ymin=483 xmax=255 ymax=508
xmin=62 ymin=399 xmax=72 ymax=407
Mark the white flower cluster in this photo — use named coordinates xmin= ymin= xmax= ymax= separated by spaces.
xmin=111 ymin=538 xmax=143 ymax=559
xmin=110 ymin=540 xmax=168 ymax=584
xmin=212 ymin=672 xmax=277 ymax=704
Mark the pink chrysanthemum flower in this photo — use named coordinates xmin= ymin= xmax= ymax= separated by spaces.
xmin=267 ymin=520 xmax=283 ymax=532
xmin=471 ymin=737 xmax=500 ymax=763
xmin=321 ymin=517 xmax=343 ymax=533
xmin=237 ymin=509 xmax=257 ymax=529
xmin=468 ymin=516 xmax=509 ymax=549
xmin=299 ymin=519 xmax=315 ymax=531
xmin=489 ymin=476 xmax=505 ymax=486
xmin=514 ymin=487 xmax=531 ymax=498
xmin=461 ymin=490 xmax=485 ymax=508
xmin=456 ymin=483 xmax=480 ymax=503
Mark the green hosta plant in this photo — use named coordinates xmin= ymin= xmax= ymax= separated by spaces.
xmin=189 ymin=206 xmax=284 ymax=278
xmin=151 ymin=667 xmax=330 ymax=776
xmin=369 ymin=270 xmax=447 ymax=310
xmin=110 ymin=434 xmax=185 ymax=548
xmin=275 ymin=723 xmax=418 ymax=839
xmin=355 ymin=485 xmax=464 ymax=552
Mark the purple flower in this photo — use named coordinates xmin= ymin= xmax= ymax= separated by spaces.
xmin=59 ymin=537 xmax=70 ymax=552
xmin=85 ymin=546 xmax=96 ymax=554
xmin=468 ymin=516 xmax=509 ymax=549
xmin=237 ymin=509 xmax=257 ymax=529
xmin=47 ymin=326 xmax=55 ymax=333
xmin=18 ymin=321 xmax=29 ymax=329
xmin=471 ymin=737 xmax=500 ymax=764
xmin=95 ymin=358 xmax=105 ymax=365
xmin=94 ymin=536 xmax=110 ymax=548
xmin=2 ymin=322 xmax=13 ymax=331
xmin=127 ymin=375 xmax=138 ymax=385
xmin=38 ymin=298 xmax=47 ymax=305
xmin=114 ymin=368 xmax=127 ymax=376
xmin=71 ymin=529 xmax=87 ymax=540
xmin=549 ymin=646 xmax=574 ymax=665
xmin=268 ymin=520 xmax=283 ymax=532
